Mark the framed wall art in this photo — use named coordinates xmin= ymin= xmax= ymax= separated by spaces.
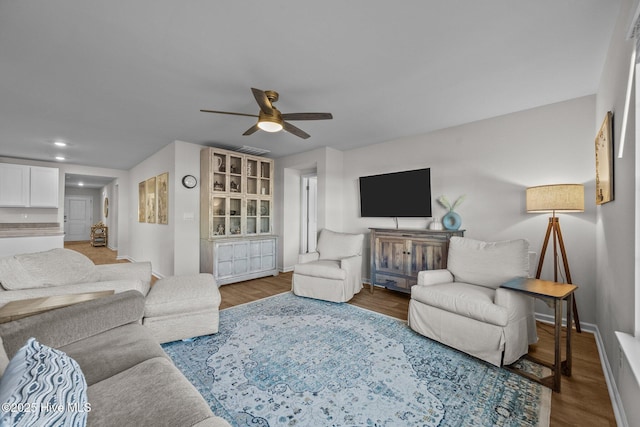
xmin=157 ymin=172 xmax=169 ymax=225
xmin=138 ymin=181 xmax=146 ymax=222
xmin=146 ymin=177 xmax=157 ymax=223
xmin=595 ymin=111 xmax=614 ymax=205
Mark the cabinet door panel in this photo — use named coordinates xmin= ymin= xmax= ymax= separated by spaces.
xmin=410 ymin=240 xmax=445 ymax=275
xmin=375 ymin=238 xmax=406 ymax=274
xmin=218 ymin=261 xmax=233 ymax=278
xmin=0 ymin=163 xmax=29 ymax=207
xmin=217 ymin=244 xmax=234 ymax=262
xmin=30 ymin=166 xmax=59 ymax=207
xmin=250 ymin=256 xmax=262 ymax=271
xmin=233 ymin=242 xmax=248 ymax=258
xmin=233 ymin=259 xmax=248 ymax=274
xmin=250 ymin=241 xmax=261 ymax=256
xmin=262 ymin=254 xmax=275 ymax=269
xmin=261 ymin=239 xmax=274 ymax=254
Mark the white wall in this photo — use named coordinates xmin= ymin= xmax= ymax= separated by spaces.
xmin=275 ymin=146 xmax=345 ymax=272
xmin=129 ymin=143 xmax=175 ymax=276
xmin=276 ymin=99 xmax=597 ymax=326
xmin=173 ymin=140 xmax=202 ymax=275
xmin=341 ymin=96 xmax=597 ymax=323
xmin=128 ymin=140 xmax=203 ymax=277
xmin=595 ymin=0 xmax=639 ymax=424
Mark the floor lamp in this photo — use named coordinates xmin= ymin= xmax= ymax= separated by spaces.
xmin=526 ymin=184 xmax=584 ymax=333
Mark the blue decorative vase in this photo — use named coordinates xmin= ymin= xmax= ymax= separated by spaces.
xmin=442 ymin=211 xmax=461 ymax=230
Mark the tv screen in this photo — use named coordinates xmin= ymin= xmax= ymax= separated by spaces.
xmin=359 ymin=168 xmax=432 ymax=217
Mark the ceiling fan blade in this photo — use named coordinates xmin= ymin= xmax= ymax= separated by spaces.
xmin=281 ymin=112 xmax=333 ymax=121
xmin=251 ymin=88 xmax=274 ymax=115
xmin=200 ymin=110 xmax=258 ymax=118
xmin=283 ymin=121 xmax=310 ymax=139
xmin=243 ymin=124 xmax=260 ymax=136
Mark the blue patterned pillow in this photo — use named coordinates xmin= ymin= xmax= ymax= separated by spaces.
xmin=0 ymin=338 xmax=88 ymax=427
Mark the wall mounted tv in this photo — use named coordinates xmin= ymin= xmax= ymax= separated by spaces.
xmin=359 ymin=168 xmax=432 ymax=217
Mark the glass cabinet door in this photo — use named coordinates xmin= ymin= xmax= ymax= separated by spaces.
xmin=212 ymin=197 xmax=226 ymax=236
xmin=212 ymin=152 xmax=227 ymax=192
xmin=229 ymin=197 xmax=242 ymax=235
xmin=259 ymin=200 xmax=271 ymax=233
xmin=210 ymin=196 xmax=243 ymax=237
xmin=246 ymin=157 xmax=272 ymax=196
xmin=259 ymin=161 xmax=271 ymax=196
xmin=203 ymin=148 xmax=274 ymax=240
xmin=246 ymin=158 xmax=259 ymax=195
xmin=246 ymin=199 xmax=258 ymax=234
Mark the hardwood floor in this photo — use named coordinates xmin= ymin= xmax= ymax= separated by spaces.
xmin=66 ymin=241 xmax=617 ymax=427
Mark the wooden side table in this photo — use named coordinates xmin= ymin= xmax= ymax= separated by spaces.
xmin=500 ymin=277 xmax=578 ymax=392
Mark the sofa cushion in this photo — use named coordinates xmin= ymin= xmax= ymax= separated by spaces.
xmin=87 ymin=357 xmax=217 ymax=427
xmin=144 ymin=274 xmax=221 ymax=318
xmin=0 ymin=249 xmax=96 ymax=290
xmin=447 ymin=237 xmax=529 ymax=289
xmin=316 ymin=229 xmax=363 ymax=260
xmin=411 ymin=282 xmax=508 ymax=326
xmin=60 ymin=323 xmax=168 ymax=386
xmin=293 ymin=260 xmax=346 ymax=280
xmin=0 ymin=338 xmax=88 ymax=427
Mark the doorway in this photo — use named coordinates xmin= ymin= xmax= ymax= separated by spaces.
xmin=64 ymin=196 xmax=93 ymax=241
xmin=301 ymin=175 xmax=318 ymax=253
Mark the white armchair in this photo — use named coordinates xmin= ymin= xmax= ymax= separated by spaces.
xmin=408 ymin=236 xmax=537 ymax=367
xmin=292 ymin=229 xmax=364 ymax=303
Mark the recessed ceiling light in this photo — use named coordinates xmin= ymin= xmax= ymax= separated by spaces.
xmin=55 ymin=156 xmax=65 ymax=161
xmin=54 ymin=141 xmax=67 ymax=147
xmin=78 ymin=182 xmax=84 ymax=186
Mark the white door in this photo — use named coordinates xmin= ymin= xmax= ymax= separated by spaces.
xmin=64 ymin=196 xmax=93 ymax=241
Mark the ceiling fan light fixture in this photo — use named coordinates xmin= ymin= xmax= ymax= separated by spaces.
xmin=257 ymin=110 xmax=283 ymax=132
xmin=257 ymin=120 xmax=283 ymax=133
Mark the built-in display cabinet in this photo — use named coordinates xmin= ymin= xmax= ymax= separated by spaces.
xmin=0 ymin=164 xmax=59 ymax=208
xmin=370 ymin=228 xmax=464 ymax=293
xmin=200 ymin=147 xmax=277 ymax=283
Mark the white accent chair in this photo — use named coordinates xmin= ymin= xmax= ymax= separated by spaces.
xmin=408 ymin=236 xmax=537 ymax=367
xmin=292 ymin=229 xmax=364 ymax=303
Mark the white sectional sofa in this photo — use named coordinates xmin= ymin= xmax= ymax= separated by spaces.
xmin=0 ymin=248 xmax=221 ymax=344
xmin=0 ymin=248 xmax=151 ymax=305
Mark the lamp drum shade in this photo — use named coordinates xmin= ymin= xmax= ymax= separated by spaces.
xmin=526 ymin=184 xmax=584 ymax=213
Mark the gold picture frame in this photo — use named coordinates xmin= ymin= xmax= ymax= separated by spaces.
xmin=157 ymin=172 xmax=169 ymax=225
xmin=138 ymin=181 xmax=146 ymax=222
xmin=146 ymin=177 xmax=157 ymax=223
xmin=595 ymin=111 xmax=614 ymax=205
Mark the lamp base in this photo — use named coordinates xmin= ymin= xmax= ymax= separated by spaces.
xmin=535 ymin=216 xmax=581 ymax=333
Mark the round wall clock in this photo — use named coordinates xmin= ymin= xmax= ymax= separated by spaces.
xmin=182 ymin=175 xmax=197 ymax=189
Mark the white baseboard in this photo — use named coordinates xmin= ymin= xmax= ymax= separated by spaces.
xmin=534 ymin=313 xmax=627 ymax=426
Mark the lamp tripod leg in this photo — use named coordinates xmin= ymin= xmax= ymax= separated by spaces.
xmin=535 ymin=217 xmax=582 ymax=333
xmin=554 ymin=221 xmax=581 ymax=333
xmin=535 ymin=219 xmax=554 ymax=279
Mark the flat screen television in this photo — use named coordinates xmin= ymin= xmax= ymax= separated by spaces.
xmin=359 ymin=168 xmax=432 ymax=217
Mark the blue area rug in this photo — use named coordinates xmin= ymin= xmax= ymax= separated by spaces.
xmin=163 ymin=292 xmax=550 ymax=427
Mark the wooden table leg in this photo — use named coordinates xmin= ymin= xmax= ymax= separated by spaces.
xmin=553 ymin=297 xmax=562 ymax=392
xmin=562 ymin=293 xmax=573 ymax=377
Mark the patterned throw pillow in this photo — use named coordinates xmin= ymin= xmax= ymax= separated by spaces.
xmin=0 ymin=338 xmax=89 ymax=427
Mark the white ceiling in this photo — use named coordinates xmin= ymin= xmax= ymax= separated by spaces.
xmin=0 ymin=1 xmax=620 ymax=170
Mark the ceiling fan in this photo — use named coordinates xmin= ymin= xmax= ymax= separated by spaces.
xmin=200 ymin=88 xmax=332 ymax=140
